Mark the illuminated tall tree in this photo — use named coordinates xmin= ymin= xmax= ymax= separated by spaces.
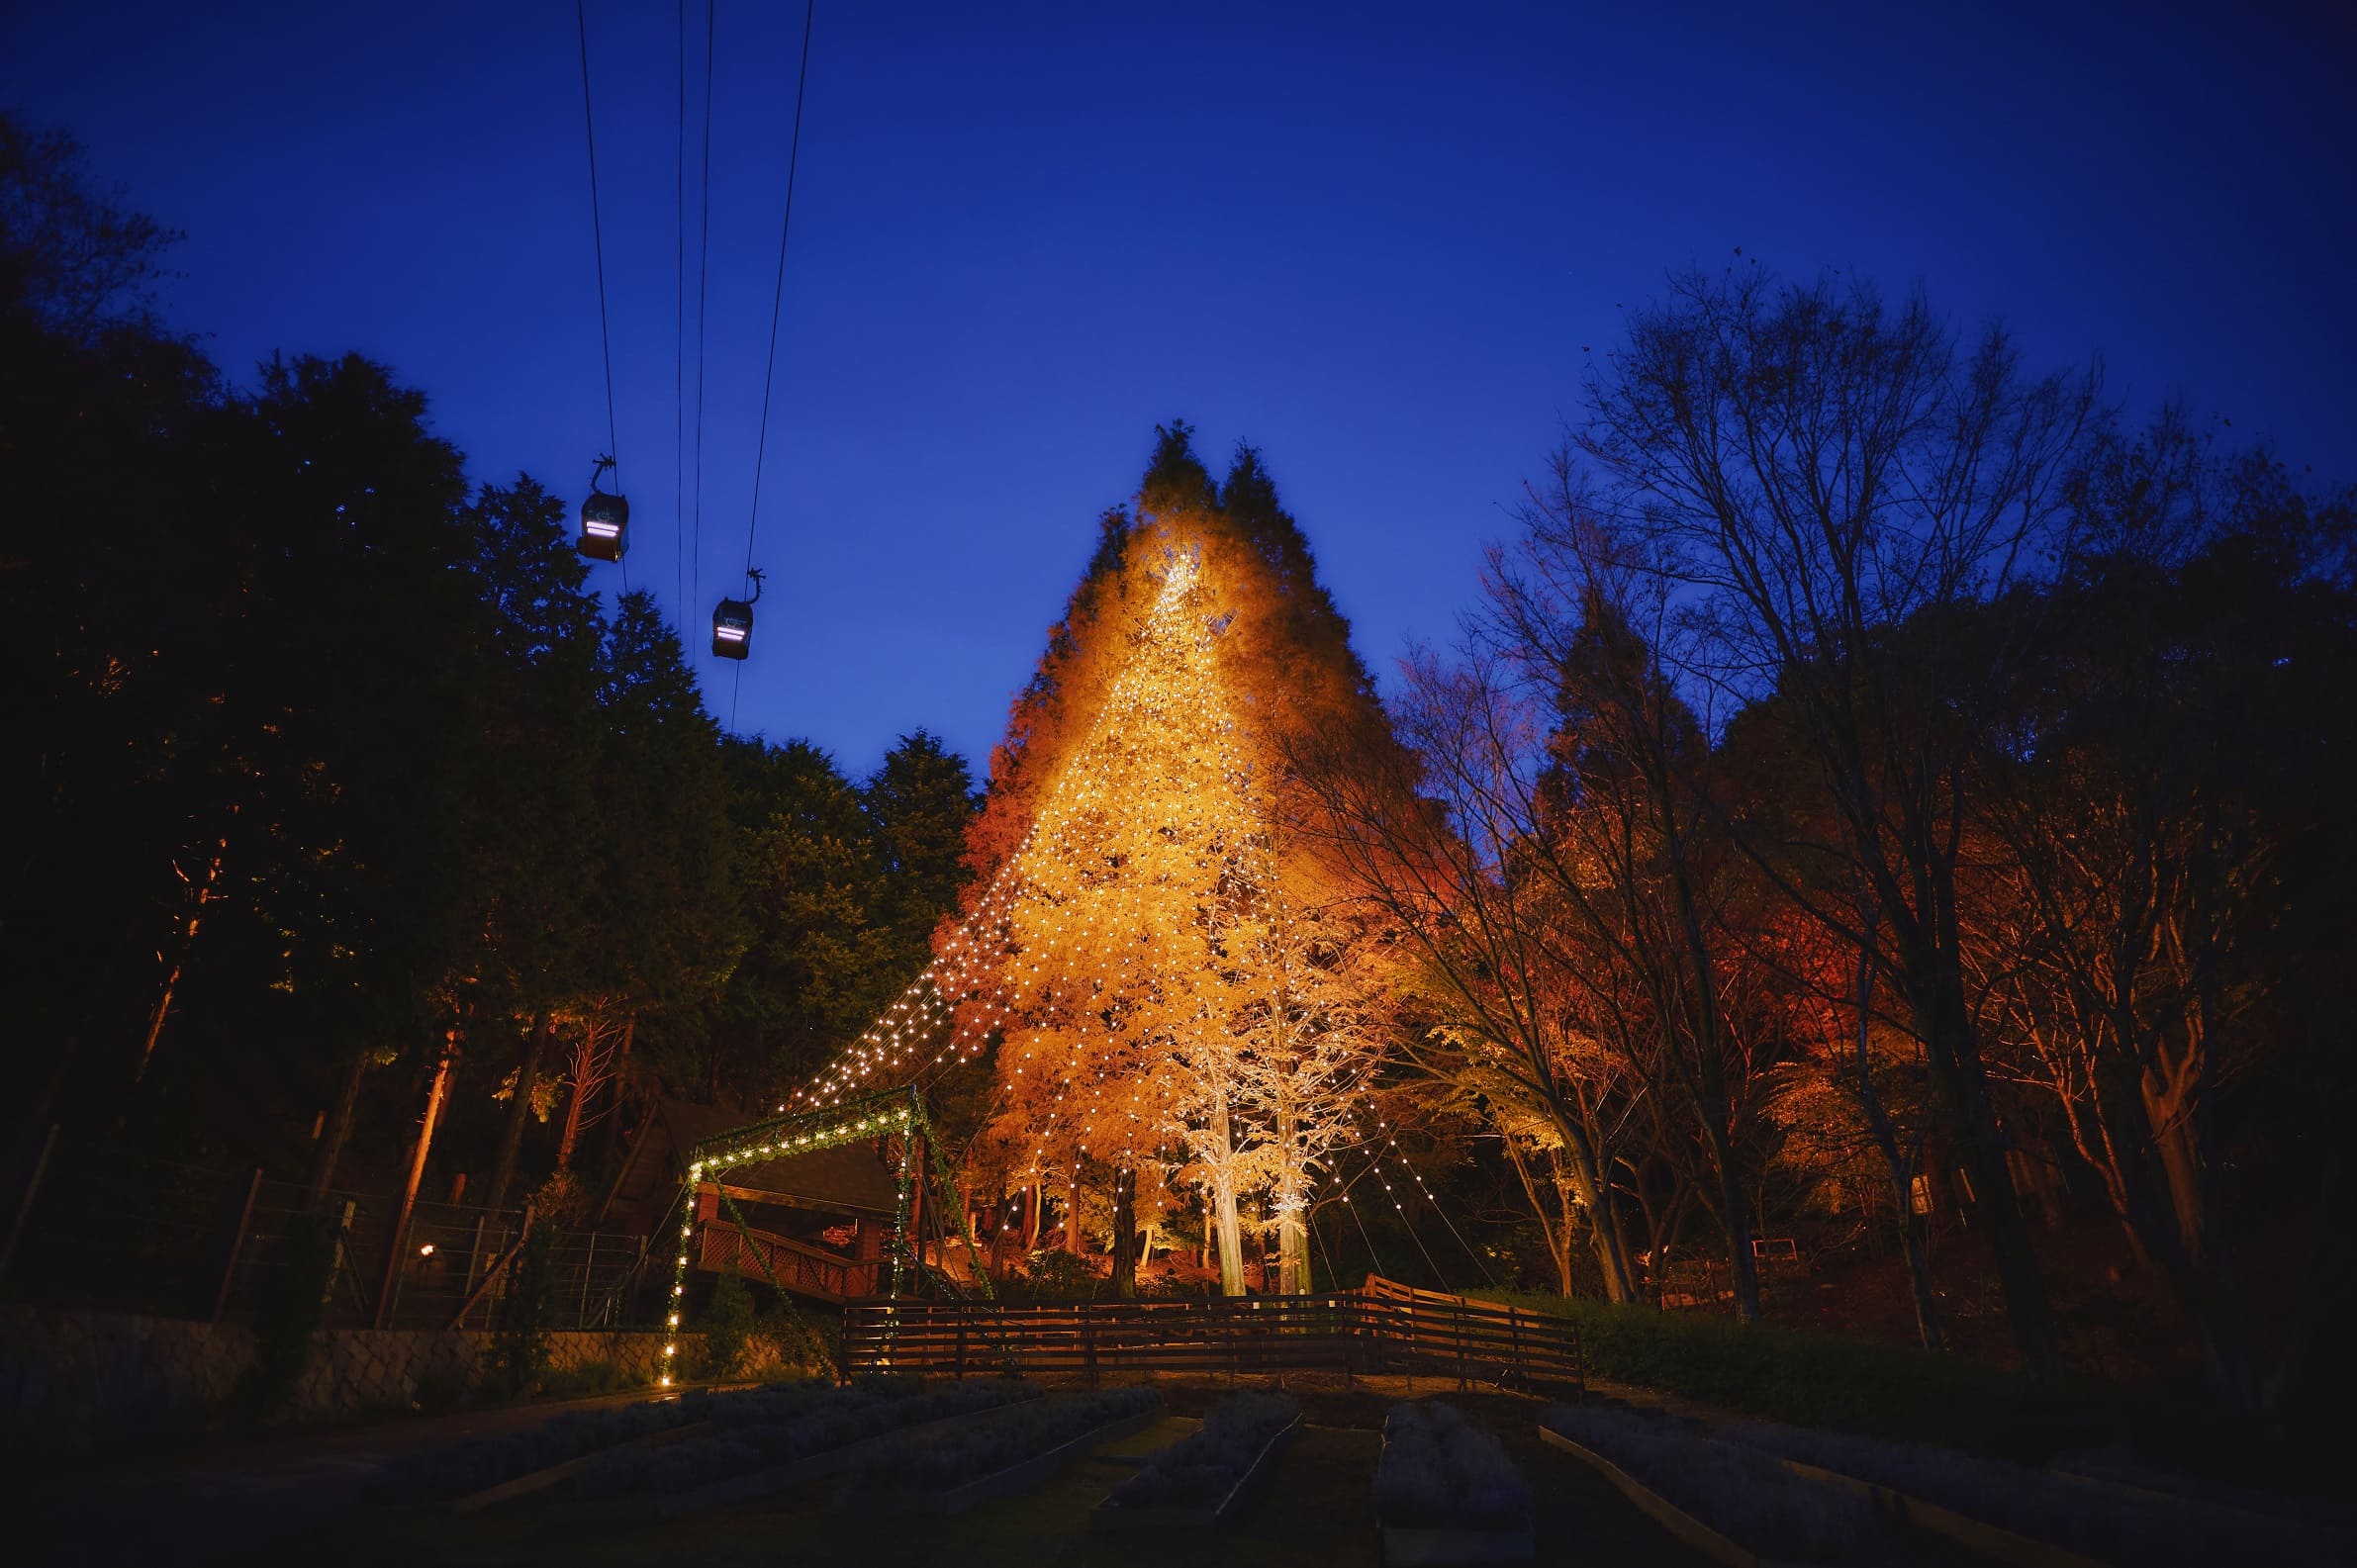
xmin=991 ymin=548 xmax=1271 ymax=1291
xmin=1228 ymin=898 xmax=1380 ymax=1294
xmin=793 ymin=427 xmax=1402 ymax=1297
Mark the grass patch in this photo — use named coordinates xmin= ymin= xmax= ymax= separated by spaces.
xmin=535 ymin=1358 xmax=641 ymax=1401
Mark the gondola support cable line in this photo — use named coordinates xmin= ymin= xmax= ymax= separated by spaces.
xmin=573 ymin=0 xmax=627 ymax=584
xmin=726 ymin=0 xmax=816 ymax=728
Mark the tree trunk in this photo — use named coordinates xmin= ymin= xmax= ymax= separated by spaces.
xmin=1545 ymin=1098 xmax=1636 ymax=1302
xmin=1065 ymin=1171 xmax=1084 ymax=1256
xmin=1502 ymin=1136 xmax=1577 ymax=1298
xmin=1915 ymin=962 xmax=2064 ymax=1379
xmin=555 ymin=1024 xmax=591 ymax=1170
xmin=1212 ymin=1174 xmax=1246 ymax=1297
xmin=375 ymin=1036 xmax=455 ymax=1328
xmin=486 ymin=1013 xmax=547 ymax=1211
xmin=305 ymin=1046 xmax=371 ymax=1205
xmin=1111 ymin=1169 xmax=1138 ymax=1298
xmin=555 ymin=1084 xmax=586 ymax=1171
xmin=1844 ymin=930 xmax=1943 ymax=1350
xmin=135 ymin=819 xmax=232 ymax=1085
xmin=1701 ymin=1116 xmax=1763 ymax=1322
xmin=594 ymin=1016 xmax=636 ymax=1180
xmin=1276 ymin=1203 xmax=1311 ymax=1294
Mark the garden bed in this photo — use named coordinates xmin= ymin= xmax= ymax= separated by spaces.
xmin=1719 ymin=1418 xmax=2347 ymax=1568
xmin=1090 ymin=1390 xmax=1300 ymax=1532
xmin=1541 ymin=1402 xmax=1905 ymax=1567
xmin=363 ymin=1384 xmax=757 ymax=1508
xmin=838 ymin=1386 xmax=1165 ymax=1515
xmin=1374 ymin=1401 xmax=1533 ymax=1566
xmin=557 ymin=1377 xmax=1041 ymax=1521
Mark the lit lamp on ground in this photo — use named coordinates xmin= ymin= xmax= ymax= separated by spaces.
xmin=577 ymin=454 xmax=628 ymax=562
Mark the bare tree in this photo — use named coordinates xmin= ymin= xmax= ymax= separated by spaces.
xmin=1482 ymin=512 xmax=1772 ymax=1321
xmin=1968 ymin=421 xmax=2341 ymax=1408
xmin=552 ymin=1006 xmax=631 ymax=1169
xmin=1297 ymin=655 xmax=1643 ymax=1302
xmin=1567 ymin=266 xmax=2096 ymax=1377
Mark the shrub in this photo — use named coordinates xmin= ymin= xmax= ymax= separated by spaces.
xmin=842 ymin=1386 xmax=1162 ymax=1496
xmin=537 ymin=1357 xmax=634 ymax=1401
xmin=1017 ymin=1249 xmax=1101 ymax=1301
xmin=232 ymin=1209 xmax=343 ymax=1420
xmin=1543 ymin=1402 xmax=1901 ymax=1566
xmin=699 ymin=1271 xmax=755 ymax=1380
xmin=1374 ymin=1402 xmax=1529 ymax=1531
xmin=750 ymin=1296 xmax=839 ymax=1380
xmin=1471 ymin=1288 xmax=2098 ymax=1456
xmin=1107 ymin=1390 xmax=1298 ymax=1512
xmin=488 ymin=1221 xmax=556 ymax=1397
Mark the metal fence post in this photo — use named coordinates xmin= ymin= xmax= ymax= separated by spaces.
xmin=209 ymin=1168 xmax=263 ymax=1322
xmin=577 ymin=1232 xmax=596 ymax=1328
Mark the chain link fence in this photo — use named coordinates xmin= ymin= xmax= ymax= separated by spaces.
xmin=0 ymin=1133 xmax=664 ymax=1332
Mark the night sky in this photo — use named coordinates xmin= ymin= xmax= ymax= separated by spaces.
xmin=8 ymin=1 xmax=2351 ymax=773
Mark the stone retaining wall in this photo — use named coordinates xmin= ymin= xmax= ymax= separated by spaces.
xmin=0 ymin=1307 xmax=706 ymax=1456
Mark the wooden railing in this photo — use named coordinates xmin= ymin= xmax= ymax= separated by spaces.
xmin=697 ymin=1222 xmax=878 ymax=1303
xmin=842 ymin=1275 xmax=1581 ymax=1395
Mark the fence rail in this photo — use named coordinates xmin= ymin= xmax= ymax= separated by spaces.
xmin=698 ymin=1221 xmax=877 ymax=1303
xmin=842 ymin=1275 xmax=1582 ymax=1395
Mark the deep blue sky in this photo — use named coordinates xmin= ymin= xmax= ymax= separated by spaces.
xmin=8 ymin=1 xmax=2352 ymax=776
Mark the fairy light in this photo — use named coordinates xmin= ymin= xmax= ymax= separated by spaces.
xmin=699 ymin=536 xmax=1382 ymax=1304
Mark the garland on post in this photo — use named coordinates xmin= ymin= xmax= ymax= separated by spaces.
xmin=661 ymin=1085 xmax=1002 ymax=1384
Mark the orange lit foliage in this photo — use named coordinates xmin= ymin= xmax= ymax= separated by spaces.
xmin=805 ymin=427 xmax=1395 ymax=1296
xmin=971 ymin=430 xmax=1392 ymax=1293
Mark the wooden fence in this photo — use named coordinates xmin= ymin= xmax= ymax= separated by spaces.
xmin=698 ymin=1220 xmax=879 ymax=1303
xmin=842 ymin=1275 xmax=1581 ymax=1396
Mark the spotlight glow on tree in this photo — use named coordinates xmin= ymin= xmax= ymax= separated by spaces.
xmin=790 ymin=428 xmax=1399 ymax=1297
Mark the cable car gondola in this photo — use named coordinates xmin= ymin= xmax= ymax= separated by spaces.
xmin=713 ymin=568 xmax=764 ymax=660
xmin=577 ymin=455 xmax=629 ymax=561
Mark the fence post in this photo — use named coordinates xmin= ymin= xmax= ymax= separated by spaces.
xmin=326 ymin=1199 xmax=360 ymax=1319
xmin=1442 ymin=1292 xmax=1461 ymax=1396
xmin=209 ymin=1168 xmax=264 ymax=1322
xmin=1084 ymin=1306 xmax=1098 ymax=1390
xmin=577 ymin=1232 xmax=596 ymax=1328
xmin=0 ymin=1123 xmax=61 ymax=1286
xmin=462 ymin=1213 xmax=489 ymax=1329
